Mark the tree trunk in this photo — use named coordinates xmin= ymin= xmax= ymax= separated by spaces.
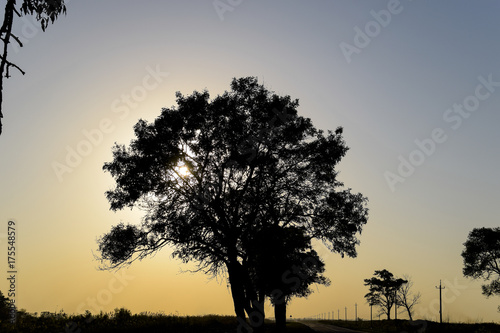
xmin=275 ymin=302 xmax=287 ymax=332
xmin=227 ymin=259 xmax=267 ymax=332
xmin=244 ymin=276 xmax=266 ymax=332
xmin=227 ymin=262 xmax=248 ymax=328
xmin=406 ymin=306 xmax=413 ymax=321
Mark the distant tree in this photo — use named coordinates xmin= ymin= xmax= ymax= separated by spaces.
xmin=396 ymin=275 xmax=421 ymax=321
xmin=462 ymin=227 xmax=500 ymax=310
xmin=113 ymin=307 xmax=132 ymax=322
xmin=97 ymin=77 xmax=368 ymax=330
xmin=0 ymin=0 xmax=66 ymax=135
xmin=364 ymin=269 xmax=407 ymax=320
xmin=0 ymin=290 xmax=9 ymax=322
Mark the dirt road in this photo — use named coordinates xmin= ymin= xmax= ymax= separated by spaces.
xmin=299 ymin=321 xmax=367 ymax=333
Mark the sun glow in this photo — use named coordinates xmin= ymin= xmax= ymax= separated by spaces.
xmin=178 ymin=165 xmax=190 ymax=177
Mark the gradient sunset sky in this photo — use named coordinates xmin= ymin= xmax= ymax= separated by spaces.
xmin=1 ymin=0 xmax=500 ymax=322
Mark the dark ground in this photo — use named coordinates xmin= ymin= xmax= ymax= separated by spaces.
xmin=298 ymin=319 xmax=500 ymax=333
xmin=2 ymin=313 xmax=499 ymax=333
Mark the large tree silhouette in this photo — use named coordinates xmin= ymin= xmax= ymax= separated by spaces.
xmin=0 ymin=0 xmax=66 ymax=135
xmin=97 ymin=77 xmax=368 ymax=330
xmin=462 ymin=227 xmax=500 ymax=310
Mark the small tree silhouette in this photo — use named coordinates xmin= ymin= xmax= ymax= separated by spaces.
xmin=396 ymin=275 xmax=421 ymax=321
xmin=364 ymin=269 xmax=407 ymax=320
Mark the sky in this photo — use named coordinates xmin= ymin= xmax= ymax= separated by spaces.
xmin=0 ymin=0 xmax=499 ymax=323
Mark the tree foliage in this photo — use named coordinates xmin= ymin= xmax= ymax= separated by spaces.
xmin=0 ymin=290 xmax=10 ymax=322
xmin=462 ymin=227 xmax=500 ymax=304
xmin=97 ymin=77 xmax=368 ymax=329
xmin=0 ymin=0 xmax=66 ymax=135
xmin=19 ymin=0 xmax=66 ymax=31
xmin=247 ymin=225 xmax=330 ymax=303
xmin=364 ymin=269 xmax=407 ymax=320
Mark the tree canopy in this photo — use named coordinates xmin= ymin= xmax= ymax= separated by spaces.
xmin=0 ymin=290 xmax=10 ymax=322
xmin=462 ymin=227 xmax=500 ymax=308
xmin=97 ymin=76 xmax=369 ymax=330
xmin=364 ymin=269 xmax=407 ymax=320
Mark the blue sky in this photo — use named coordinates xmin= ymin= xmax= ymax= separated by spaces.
xmin=0 ymin=0 xmax=499 ymax=322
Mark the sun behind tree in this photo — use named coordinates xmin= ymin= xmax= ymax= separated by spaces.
xmin=97 ymin=76 xmax=368 ymax=332
xmin=177 ymin=165 xmax=189 ymax=177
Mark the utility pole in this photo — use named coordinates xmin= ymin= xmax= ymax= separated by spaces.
xmin=355 ymin=303 xmax=357 ymax=322
xmin=370 ymin=304 xmax=373 ymax=327
xmin=345 ymin=307 xmax=347 ymax=321
xmin=436 ymin=280 xmax=445 ymax=324
xmin=338 ymin=309 xmax=340 ymax=321
xmin=395 ymin=288 xmax=398 ymax=321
